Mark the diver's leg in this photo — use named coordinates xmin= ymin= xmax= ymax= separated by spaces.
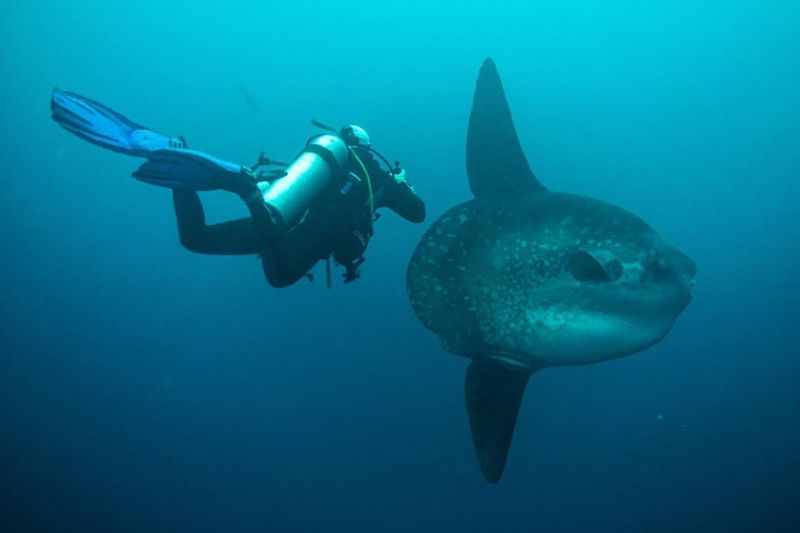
xmin=260 ymin=212 xmax=330 ymax=288
xmin=172 ymin=190 xmax=262 ymax=255
xmin=240 ymin=192 xmax=275 ymax=233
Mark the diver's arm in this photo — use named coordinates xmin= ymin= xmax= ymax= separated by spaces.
xmin=382 ymin=176 xmax=426 ymax=223
xmin=362 ymin=156 xmax=426 ymax=223
xmin=172 ymin=190 xmax=262 ymax=255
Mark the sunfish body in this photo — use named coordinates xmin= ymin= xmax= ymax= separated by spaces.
xmin=406 ymin=59 xmax=695 ymax=483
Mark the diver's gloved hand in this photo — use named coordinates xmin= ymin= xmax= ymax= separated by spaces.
xmin=133 ymin=149 xmax=257 ymax=194
xmin=393 ymin=167 xmax=407 ymax=184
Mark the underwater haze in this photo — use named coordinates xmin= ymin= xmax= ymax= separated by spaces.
xmin=2 ymin=1 xmax=799 ymax=531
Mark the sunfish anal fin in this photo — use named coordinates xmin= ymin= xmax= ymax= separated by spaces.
xmin=467 ymin=58 xmax=545 ymax=199
xmin=465 ymin=358 xmax=534 ymax=483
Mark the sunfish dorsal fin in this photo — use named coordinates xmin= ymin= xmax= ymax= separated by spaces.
xmin=465 ymin=359 xmax=534 ymax=483
xmin=467 ymin=58 xmax=545 ymax=199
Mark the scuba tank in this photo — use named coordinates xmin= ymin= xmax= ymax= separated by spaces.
xmin=256 ymin=122 xmax=392 ymax=285
xmin=260 ymin=134 xmax=349 ymax=231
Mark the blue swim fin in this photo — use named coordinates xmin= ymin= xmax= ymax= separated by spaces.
xmin=132 ymin=148 xmax=248 ymax=191
xmin=51 ymin=88 xmax=185 ymax=157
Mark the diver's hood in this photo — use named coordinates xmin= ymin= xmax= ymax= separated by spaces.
xmin=340 ymin=124 xmax=370 ymax=147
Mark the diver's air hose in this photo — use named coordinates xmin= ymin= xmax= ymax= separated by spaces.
xmin=348 ymin=147 xmax=375 ymax=230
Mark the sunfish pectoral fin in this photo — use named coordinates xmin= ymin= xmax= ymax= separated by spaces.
xmin=567 ymin=249 xmax=618 ymax=282
xmin=464 ymin=358 xmax=534 ymax=483
xmin=467 ymin=58 xmax=545 ymax=199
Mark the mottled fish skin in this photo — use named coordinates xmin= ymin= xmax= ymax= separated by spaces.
xmin=407 ymin=190 xmax=695 ymax=370
xmin=406 ymin=57 xmax=696 ymax=484
xmin=406 ymin=201 xmax=483 ymax=357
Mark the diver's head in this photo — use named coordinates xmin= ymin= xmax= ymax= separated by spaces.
xmin=340 ymin=125 xmax=370 ymax=147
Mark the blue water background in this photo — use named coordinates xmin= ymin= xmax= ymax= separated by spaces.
xmin=1 ymin=1 xmax=798 ymax=531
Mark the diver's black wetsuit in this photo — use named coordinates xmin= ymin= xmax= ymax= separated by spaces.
xmin=172 ymin=151 xmax=425 ymax=287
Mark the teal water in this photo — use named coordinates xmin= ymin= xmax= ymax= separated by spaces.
xmin=2 ymin=1 xmax=798 ymax=531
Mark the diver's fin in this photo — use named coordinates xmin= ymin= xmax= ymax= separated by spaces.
xmin=464 ymin=358 xmax=534 ymax=483
xmin=132 ymin=149 xmax=245 ymax=191
xmin=51 ymin=88 xmax=185 ymax=157
xmin=467 ymin=58 xmax=545 ymax=199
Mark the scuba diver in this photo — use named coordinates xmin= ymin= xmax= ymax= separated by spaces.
xmin=51 ymin=89 xmax=426 ymax=287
